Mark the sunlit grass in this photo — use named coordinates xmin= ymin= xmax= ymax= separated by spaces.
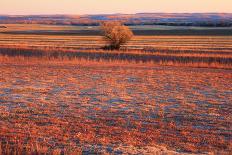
xmin=0 ymin=28 xmax=231 ymax=154
xmin=0 ymin=62 xmax=231 ymax=154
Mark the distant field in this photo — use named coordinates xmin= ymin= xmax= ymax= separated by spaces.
xmin=0 ymin=30 xmax=231 ymax=68
xmin=1 ymin=24 xmax=232 ymax=35
xmin=1 ymin=33 xmax=232 ymax=50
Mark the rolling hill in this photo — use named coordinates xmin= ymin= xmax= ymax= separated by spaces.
xmin=0 ymin=13 xmax=231 ymax=27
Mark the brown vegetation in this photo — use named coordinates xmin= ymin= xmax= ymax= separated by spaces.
xmin=0 ymin=62 xmax=231 ymax=154
xmin=0 ymin=28 xmax=231 ymax=154
xmin=101 ymin=21 xmax=133 ymax=50
xmin=0 ymin=46 xmax=231 ymax=69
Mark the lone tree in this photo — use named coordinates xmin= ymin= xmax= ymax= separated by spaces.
xmin=101 ymin=21 xmax=133 ymax=50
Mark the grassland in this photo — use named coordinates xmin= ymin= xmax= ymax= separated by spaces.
xmin=1 ymin=24 xmax=232 ymax=35
xmin=0 ymin=28 xmax=232 ymax=69
xmin=0 ymin=61 xmax=231 ymax=154
xmin=0 ymin=24 xmax=231 ymax=154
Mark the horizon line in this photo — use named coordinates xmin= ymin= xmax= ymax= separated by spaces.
xmin=1 ymin=12 xmax=232 ymax=16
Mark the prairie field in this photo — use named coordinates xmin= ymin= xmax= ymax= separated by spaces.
xmin=1 ymin=24 xmax=232 ymax=35
xmin=0 ymin=32 xmax=232 ymax=69
xmin=0 ymin=61 xmax=231 ymax=154
xmin=0 ymin=24 xmax=232 ymax=154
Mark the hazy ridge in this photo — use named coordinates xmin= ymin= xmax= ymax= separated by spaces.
xmin=0 ymin=13 xmax=232 ymax=26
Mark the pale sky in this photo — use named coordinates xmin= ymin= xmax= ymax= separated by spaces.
xmin=0 ymin=0 xmax=232 ymax=15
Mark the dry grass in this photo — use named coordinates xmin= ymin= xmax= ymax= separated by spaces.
xmin=0 ymin=32 xmax=231 ymax=154
xmin=0 ymin=61 xmax=231 ymax=154
xmin=0 ymin=34 xmax=231 ymax=69
xmin=0 ymin=46 xmax=231 ymax=69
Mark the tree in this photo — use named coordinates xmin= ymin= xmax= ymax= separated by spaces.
xmin=101 ymin=21 xmax=133 ymax=50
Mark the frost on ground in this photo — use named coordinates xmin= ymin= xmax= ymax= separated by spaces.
xmin=0 ymin=62 xmax=231 ymax=154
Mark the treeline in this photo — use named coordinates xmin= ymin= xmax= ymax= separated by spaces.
xmin=0 ymin=13 xmax=231 ymax=27
xmin=130 ymin=22 xmax=232 ymax=27
xmin=1 ymin=20 xmax=231 ymax=27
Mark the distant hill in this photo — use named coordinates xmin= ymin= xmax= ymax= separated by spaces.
xmin=0 ymin=13 xmax=232 ymax=27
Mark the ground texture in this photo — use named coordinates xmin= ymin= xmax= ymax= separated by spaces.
xmin=0 ymin=62 xmax=231 ymax=154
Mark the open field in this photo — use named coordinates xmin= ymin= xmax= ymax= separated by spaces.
xmin=0 ymin=28 xmax=232 ymax=68
xmin=0 ymin=47 xmax=231 ymax=69
xmin=0 ymin=24 xmax=232 ymax=154
xmin=0 ymin=61 xmax=231 ymax=154
xmin=1 ymin=24 xmax=232 ymax=35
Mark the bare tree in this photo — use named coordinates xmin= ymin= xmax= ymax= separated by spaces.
xmin=101 ymin=21 xmax=133 ymax=50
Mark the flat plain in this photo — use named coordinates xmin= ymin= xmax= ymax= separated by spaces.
xmin=0 ymin=24 xmax=231 ymax=154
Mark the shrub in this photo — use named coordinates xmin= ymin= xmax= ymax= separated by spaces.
xmin=101 ymin=21 xmax=133 ymax=50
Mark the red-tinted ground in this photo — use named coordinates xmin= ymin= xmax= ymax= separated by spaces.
xmin=0 ymin=61 xmax=231 ymax=154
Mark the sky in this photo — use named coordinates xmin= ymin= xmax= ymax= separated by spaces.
xmin=0 ymin=0 xmax=232 ymax=15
